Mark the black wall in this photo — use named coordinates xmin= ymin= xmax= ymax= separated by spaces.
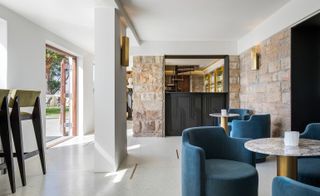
xmin=291 ymin=14 xmax=320 ymax=132
xmin=165 ymin=92 xmax=227 ymax=136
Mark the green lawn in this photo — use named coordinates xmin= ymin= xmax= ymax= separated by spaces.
xmin=46 ymin=106 xmax=69 ymax=116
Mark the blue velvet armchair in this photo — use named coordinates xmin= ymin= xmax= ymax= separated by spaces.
xmin=300 ymin=123 xmax=320 ymax=140
xmin=272 ymin=176 xmax=320 ymax=196
xmin=182 ymin=126 xmax=258 ymax=196
xmin=298 ymin=123 xmax=320 ymax=187
xmin=228 ymin=108 xmax=252 ymax=122
xmin=230 ymin=114 xmax=270 ymax=162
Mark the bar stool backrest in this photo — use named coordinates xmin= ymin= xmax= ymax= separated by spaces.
xmin=0 ymin=89 xmax=10 ymax=106
xmin=9 ymin=89 xmax=41 ymax=108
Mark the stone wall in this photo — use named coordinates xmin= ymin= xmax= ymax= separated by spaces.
xmin=239 ymin=29 xmax=291 ymax=136
xmin=190 ymin=75 xmax=204 ymax=92
xmin=229 ymin=55 xmax=240 ymax=108
xmin=132 ymin=56 xmax=165 ymax=137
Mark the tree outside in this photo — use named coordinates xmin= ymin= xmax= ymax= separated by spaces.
xmin=45 ymin=49 xmax=69 ymax=116
xmin=46 ymin=49 xmax=64 ymax=95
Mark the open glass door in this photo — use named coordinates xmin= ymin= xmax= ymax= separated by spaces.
xmin=45 ymin=45 xmax=77 ymax=143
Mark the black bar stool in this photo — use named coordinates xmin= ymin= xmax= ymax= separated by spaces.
xmin=0 ymin=89 xmax=16 ymax=193
xmin=9 ymin=89 xmax=46 ymax=186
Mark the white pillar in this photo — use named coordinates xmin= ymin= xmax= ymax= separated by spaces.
xmin=0 ymin=18 xmax=7 ymax=88
xmin=94 ymin=7 xmax=127 ymax=172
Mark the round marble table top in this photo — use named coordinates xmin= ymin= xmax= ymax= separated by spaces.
xmin=245 ymin=138 xmax=320 ymax=157
xmin=209 ymin=113 xmax=240 ymax=118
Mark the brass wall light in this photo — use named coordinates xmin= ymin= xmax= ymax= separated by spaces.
xmin=121 ymin=36 xmax=129 ymax=66
xmin=251 ymin=47 xmax=260 ymax=70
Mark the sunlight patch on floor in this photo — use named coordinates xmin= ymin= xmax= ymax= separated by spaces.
xmin=105 ymin=169 xmax=128 ymax=183
xmin=52 ymin=134 xmax=94 ymax=148
xmin=127 ymin=144 xmax=141 ymax=151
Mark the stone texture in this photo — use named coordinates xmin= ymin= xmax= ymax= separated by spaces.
xmin=245 ymin=138 xmax=320 ymax=156
xmin=229 ymin=55 xmax=240 ymax=108
xmin=239 ymin=29 xmax=291 ymax=137
xmin=132 ymin=56 xmax=165 ymax=137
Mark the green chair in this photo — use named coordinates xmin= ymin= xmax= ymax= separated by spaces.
xmin=0 ymin=89 xmax=16 ymax=193
xmin=9 ymin=89 xmax=46 ymax=186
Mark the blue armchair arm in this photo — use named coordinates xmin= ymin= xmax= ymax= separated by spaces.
xmin=225 ymin=137 xmax=256 ymax=167
xmin=182 ymin=131 xmax=206 ymax=196
xmin=272 ymin=176 xmax=320 ymax=196
xmin=300 ymin=123 xmax=320 ymax=140
xmin=300 ymin=131 xmax=308 ymax=139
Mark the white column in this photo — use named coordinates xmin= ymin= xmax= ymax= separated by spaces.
xmin=0 ymin=18 xmax=7 ymax=88
xmin=94 ymin=7 xmax=127 ymax=172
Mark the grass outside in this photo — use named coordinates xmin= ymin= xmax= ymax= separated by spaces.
xmin=46 ymin=106 xmax=69 ymax=117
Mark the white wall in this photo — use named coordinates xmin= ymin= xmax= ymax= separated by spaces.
xmin=81 ymin=54 xmax=94 ymax=135
xmin=238 ymin=0 xmax=320 ymax=53
xmin=0 ymin=4 xmax=94 ymax=151
xmin=130 ymin=40 xmax=237 ymax=56
xmin=116 ymin=18 xmax=127 ymax=170
xmin=94 ymin=7 xmax=127 ymax=172
xmin=0 ymin=18 xmax=7 ymax=88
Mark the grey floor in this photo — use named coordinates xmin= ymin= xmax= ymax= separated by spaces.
xmin=45 ymin=118 xmax=61 ymax=137
xmin=0 ymin=125 xmax=276 ymax=196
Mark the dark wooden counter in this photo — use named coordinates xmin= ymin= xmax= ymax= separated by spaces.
xmin=165 ymin=92 xmax=228 ymax=136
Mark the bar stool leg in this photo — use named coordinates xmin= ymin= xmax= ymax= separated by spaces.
xmin=32 ymin=97 xmax=46 ymax=175
xmin=10 ymin=97 xmax=26 ymax=186
xmin=0 ymin=97 xmax=16 ymax=193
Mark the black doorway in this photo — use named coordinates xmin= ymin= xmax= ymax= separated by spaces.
xmin=291 ymin=12 xmax=320 ymax=132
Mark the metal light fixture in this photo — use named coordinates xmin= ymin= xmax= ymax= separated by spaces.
xmin=121 ymin=36 xmax=129 ymax=66
xmin=251 ymin=47 xmax=260 ymax=70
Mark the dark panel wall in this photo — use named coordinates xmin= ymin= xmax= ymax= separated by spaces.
xmin=201 ymin=93 xmax=228 ymax=126
xmin=291 ymin=25 xmax=320 ymax=132
xmin=165 ymin=92 xmax=227 ymax=136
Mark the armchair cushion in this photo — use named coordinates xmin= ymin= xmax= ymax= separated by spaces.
xmin=205 ymin=159 xmax=258 ymax=196
xmin=272 ymin=176 xmax=320 ymax=196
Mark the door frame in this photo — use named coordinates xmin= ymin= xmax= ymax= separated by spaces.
xmin=46 ymin=44 xmax=78 ymax=136
xmin=164 ymin=54 xmax=230 ymax=93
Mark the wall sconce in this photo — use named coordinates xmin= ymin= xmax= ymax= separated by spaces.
xmin=121 ymin=36 xmax=129 ymax=66
xmin=251 ymin=47 xmax=260 ymax=70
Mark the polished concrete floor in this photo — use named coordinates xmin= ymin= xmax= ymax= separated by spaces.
xmin=0 ymin=130 xmax=277 ymax=196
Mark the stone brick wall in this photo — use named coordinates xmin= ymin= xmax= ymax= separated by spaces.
xmin=239 ymin=29 xmax=291 ymax=136
xmin=190 ymin=75 xmax=204 ymax=92
xmin=229 ymin=55 xmax=240 ymax=108
xmin=132 ymin=56 xmax=165 ymax=137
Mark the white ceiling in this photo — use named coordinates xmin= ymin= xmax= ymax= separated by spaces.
xmin=121 ymin=0 xmax=290 ymax=42
xmin=0 ymin=0 xmax=95 ymax=53
xmin=0 ymin=0 xmax=290 ymax=54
